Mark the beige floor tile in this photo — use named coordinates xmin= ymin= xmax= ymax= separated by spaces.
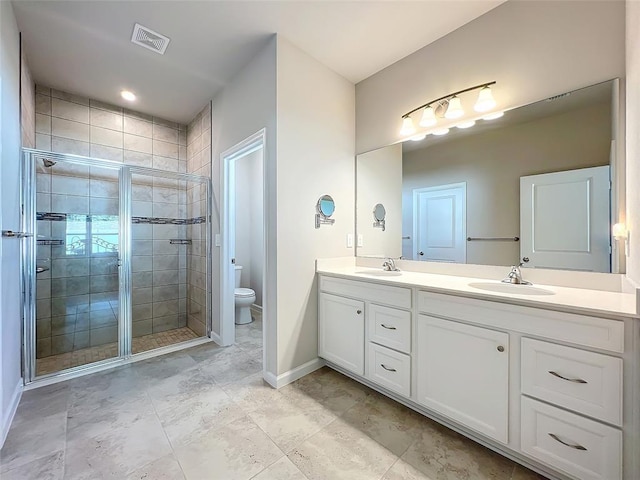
xmin=252 ymin=456 xmax=308 ymax=480
xmin=0 ymin=450 xmax=64 ymax=480
xmin=383 ymin=459 xmax=434 ymax=480
xmin=288 ymin=417 xmax=398 ymax=480
xmin=125 ymin=453 xmax=186 ymax=480
xmin=401 ymin=419 xmax=515 ymax=480
xmin=174 ymin=416 xmax=282 ymax=480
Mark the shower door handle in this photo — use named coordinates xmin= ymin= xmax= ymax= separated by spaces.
xmin=2 ymin=230 xmax=33 ymax=238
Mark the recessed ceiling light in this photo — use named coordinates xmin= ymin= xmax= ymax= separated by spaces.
xmin=482 ymin=111 xmax=504 ymax=120
xmin=121 ymin=90 xmax=136 ymax=102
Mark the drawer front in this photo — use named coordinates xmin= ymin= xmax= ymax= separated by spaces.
xmin=521 ymin=397 xmax=622 ymax=480
xmin=368 ymin=304 xmax=411 ymax=353
xmin=417 ymin=291 xmax=624 ymax=352
xmin=521 ymin=338 xmax=622 ymax=425
xmin=320 ymin=275 xmax=411 ymax=309
xmin=367 ymin=343 xmax=411 ymax=397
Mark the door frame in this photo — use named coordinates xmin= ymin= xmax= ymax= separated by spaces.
xmin=220 ymin=129 xmax=267 ymax=351
xmin=412 ymin=182 xmax=467 ymax=263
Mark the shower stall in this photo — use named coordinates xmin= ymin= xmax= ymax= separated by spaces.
xmin=21 ymin=149 xmax=212 ymax=382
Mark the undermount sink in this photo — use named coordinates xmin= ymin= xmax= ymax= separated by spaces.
xmin=355 ymin=270 xmax=403 ymax=277
xmin=468 ymin=282 xmax=555 ymax=296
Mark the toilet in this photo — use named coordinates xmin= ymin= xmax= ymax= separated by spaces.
xmin=234 ymin=265 xmax=256 ymax=325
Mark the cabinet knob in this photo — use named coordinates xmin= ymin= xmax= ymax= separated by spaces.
xmin=497 ymin=345 xmax=505 ymax=352
xmin=356 ymin=309 xmax=362 ymax=314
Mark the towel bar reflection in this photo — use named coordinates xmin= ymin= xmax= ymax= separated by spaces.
xmin=169 ymin=239 xmax=192 ymax=245
xmin=467 ymin=236 xmax=519 ymax=242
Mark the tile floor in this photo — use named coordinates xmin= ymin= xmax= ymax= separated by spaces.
xmin=36 ymin=327 xmax=201 ymax=376
xmin=2 ymin=315 xmax=546 ymax=480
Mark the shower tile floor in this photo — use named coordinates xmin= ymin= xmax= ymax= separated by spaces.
xmin=3 ymin=313 xmax=545 ymax=480
xmin=36 ymin=327 xmax=200 ymax=376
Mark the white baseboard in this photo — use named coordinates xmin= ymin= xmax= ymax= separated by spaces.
xmin=209 ymin=331 xmax=223 ymax=346
xmin=250 ymin=304 xmax=263 ymax=313
xmin=263 ymin=357 xmax=325 ymax=389
xmin=1 ymin=378 xmax=23 ymax=448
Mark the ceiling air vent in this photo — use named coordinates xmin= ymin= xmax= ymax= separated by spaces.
xmin=546 ymin=92 xmax=571 ymax=102
xmin=131 ymin=23 xmax=170 ymax=55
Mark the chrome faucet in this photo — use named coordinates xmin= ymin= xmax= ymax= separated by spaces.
xmin=501 ymin=264 xmax=531 ymax=285
xmin=382 ymin=257 xmax=399 ymax=272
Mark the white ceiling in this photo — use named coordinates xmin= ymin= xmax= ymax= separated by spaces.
xmin=12 ymin=0 xmax=505 ymax=123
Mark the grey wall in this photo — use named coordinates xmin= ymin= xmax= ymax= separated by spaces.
xmin=1 ymin=0 xmax=24 ymax=446
xmin=356 ymin=1 xmax=625 ymax=154
xmin=402 ymin=102 xmax=611 ymax=267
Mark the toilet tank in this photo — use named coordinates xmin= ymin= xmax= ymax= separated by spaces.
xmin=234 ymin=265 xmax=242 ymax=288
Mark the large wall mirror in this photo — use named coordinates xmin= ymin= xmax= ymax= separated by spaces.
xmin=356 ymin=79 xmax=623 ymax=273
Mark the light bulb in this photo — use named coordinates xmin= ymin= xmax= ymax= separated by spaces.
xmin=400 ymin=116 xmax=416 ymax=136
xmin=612 ymin=223 xmax=627 ymax=239
xmin=419 ymin=106 xmax=437 ymax=127
xmin=432 ymin=128 xmax=450 ymax=136
xmin=474 ymin=86 xmax=496 ymax=112
xmin=121 ymin=90 xmax=136 ymax=102
xmin=482 ymin=111 xmax=504 ymax=120
xmin=444 ymin=96 xmax=464 ymax=119
xmin=456 ymin=120 xmax=476 ymax=129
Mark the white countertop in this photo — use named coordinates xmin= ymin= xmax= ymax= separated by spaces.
xmin=317 ymin=266 xmax=639 ymax=319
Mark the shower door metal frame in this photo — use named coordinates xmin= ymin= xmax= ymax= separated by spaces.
xmin=21 ymin=149 xmax=213 ymax=385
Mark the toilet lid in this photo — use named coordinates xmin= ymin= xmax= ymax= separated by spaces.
xmin=235 ymin=288 xmax=255 ymax=297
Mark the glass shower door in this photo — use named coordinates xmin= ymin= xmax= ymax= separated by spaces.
xmin=31 ymin=155 xmax=122 ymax=377
xmin=130 ymin=170 xmax=209 ymax=354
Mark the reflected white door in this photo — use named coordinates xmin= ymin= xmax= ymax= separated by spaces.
xmin=413 ymin=183 xmax=466 ymax=263
xmin=520 ymin=166 xmax=610 ymax=272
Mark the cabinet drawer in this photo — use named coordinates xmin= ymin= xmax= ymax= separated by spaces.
xmin=367 ymin=343 xmax=411 ymax=397
xmin=320 ymin=275 xmax=411 ymax=309
xmin=521 ymin=397 xmax=621 ymax=480
xmin=521 ymin=338 xmax=622 ymax=425
xmin=368 ymin=304 xmax=411 ymax=353
xmin=417 ymin=291 xmax=624 ymax=352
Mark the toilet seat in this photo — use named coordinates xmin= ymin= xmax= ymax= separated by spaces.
xmin=235 ymin=288 xmax=255 ymax=297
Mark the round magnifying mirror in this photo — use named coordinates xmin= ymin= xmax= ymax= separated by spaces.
xmin=318 ymin=195 xmax=335 ymax=217
xmin=373 ymin=203 xmax=386 ymax=221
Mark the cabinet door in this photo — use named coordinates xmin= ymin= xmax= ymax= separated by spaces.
xmin=319 ymin=293 xmax=365 ymax=375
xmin=416 ymin=315 xmax=509 ymax=443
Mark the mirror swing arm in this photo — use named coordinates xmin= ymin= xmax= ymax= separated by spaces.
xmin=316 ymin=194 xmax=336 ymax=229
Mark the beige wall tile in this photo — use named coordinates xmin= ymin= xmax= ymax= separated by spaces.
xmin=124 ymin=117 xmax=153 ymax=138
xmin=124 ymin=150 xmax=153 ymax=168
xmin=89 ymin=99 xmax=122 ymax=114
xmin=153 ymin=155 xmax=179 ymax=172
xmin=153 ymin=139 xmax=179 ymax=158
xmin=153 ymin=123 xmax=179 ymax=144
xmin=36 ymin=94 xmax=51 ymax=115
xmin=36 ymin=133 xmax=52 ymax=151
xmin=36 ymin=113 xmax=51 ymax=135
xmin=51 ymin=136 xmax=90 ymax=156
xmin=35 ymin=85 xmax=51 ymax=95
xmin=125 ymin=109 xmax=153 ymax=122
xmin=51 ymin=118 xmax=90 ymax=142
xmin=90 ymin=144 xmax=124 ymax=163
xmin=51 ymin=98 xmax=90 ymax=123
xmin=153 ymin=117 xmax=178 ymax=129
xmin=124 ymin=133 xmax=153 ymax=154
xmin=90 ymin=108 xmax=123 ymax=131
xmin=90 ymin=126 xmax=123 ymax=148
xmin=51 ymin=89 xmax=89 ymax=106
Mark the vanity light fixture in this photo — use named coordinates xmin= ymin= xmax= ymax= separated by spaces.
xmin=482 ymin=111 xmax=504 ymax=120
xmin=410 ymin=134 xmax=427 ymax=141
xmin=456 ymin=120 xmax=476 ymax=129
xmin=400 ymin=81 xmax=497 ymax=136
xmin=613 ymin=223 xmax=630 ymax=256
xmin=400 ymin=116 xmax=416 ymax=136
xmin=432 ymin=128 xmax=450 ymax=136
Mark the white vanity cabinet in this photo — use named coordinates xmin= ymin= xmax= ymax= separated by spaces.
xmin=317 ymin=272 xmax=635 ymax=480
xmin=415 ymin=315 xmax=509 ymax=443
xmin=318 ymin=292 xmax=365 ymax=375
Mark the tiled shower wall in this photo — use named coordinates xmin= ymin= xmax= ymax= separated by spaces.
xmin=32 ymin=85 xmax=207 ymax=357
xmin=20 ymin=46 xmax=35 ymax=148
xmin=186 ymin=103 xmax=212 ymax=336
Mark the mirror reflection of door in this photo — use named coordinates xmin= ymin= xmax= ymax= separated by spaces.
xmin=413 ymin=183 xmax=466 ymax=263
xmin=520 ymin=166 xmax=610 ymax=272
